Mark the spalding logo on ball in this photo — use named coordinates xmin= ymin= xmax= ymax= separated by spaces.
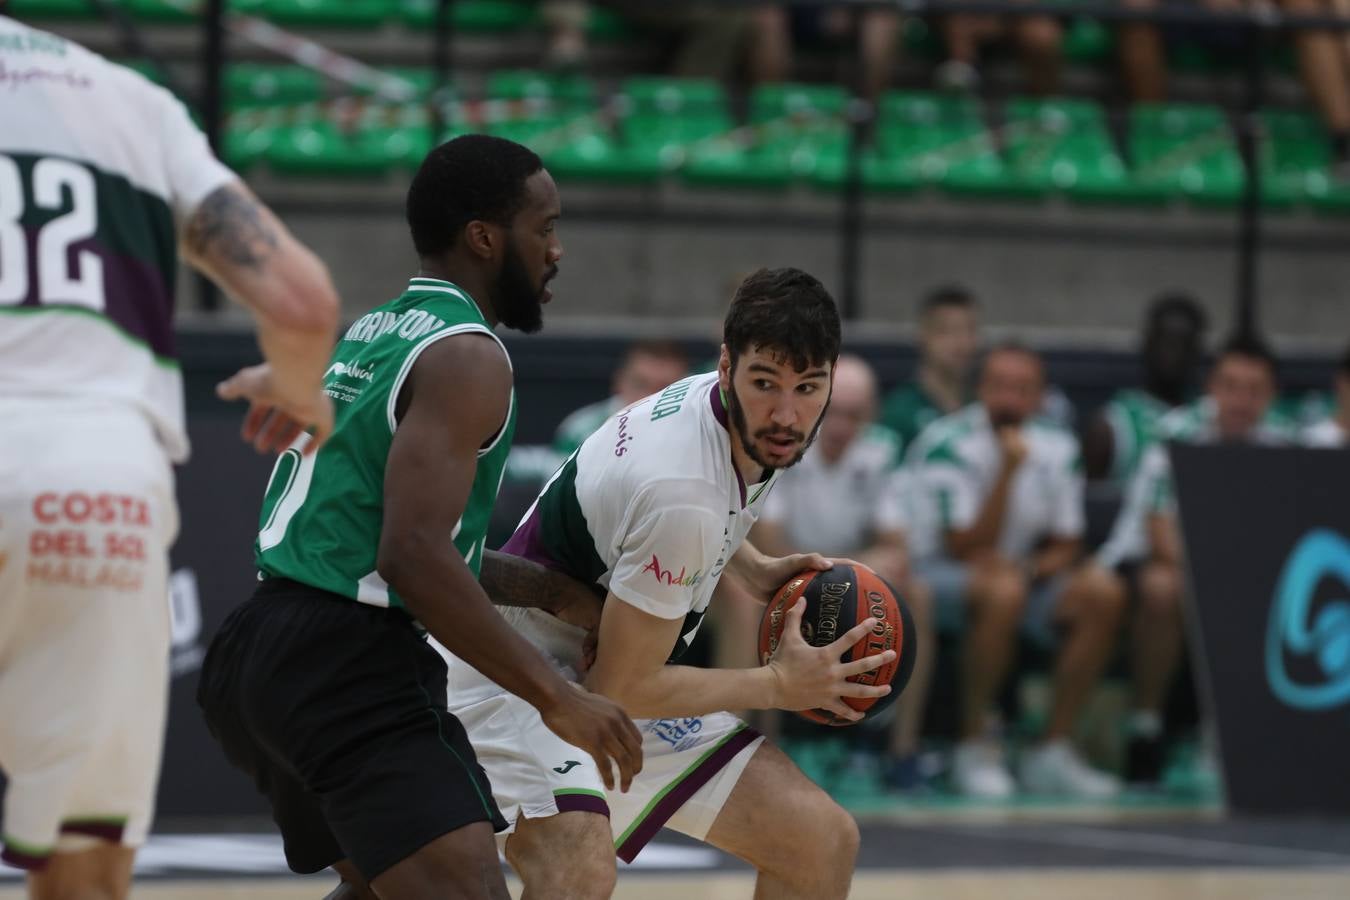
xmin=758 ymin=563 xmax=917 ymax=726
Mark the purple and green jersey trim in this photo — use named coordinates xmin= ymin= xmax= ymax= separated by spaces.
xmin=2 ymin=816 xmax=128 ymax=871
xmin=614 ymin=724 xmax=760 ymax=864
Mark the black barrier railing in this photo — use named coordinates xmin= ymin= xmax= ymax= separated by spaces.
xmin=184 ymin=1 xmax=1350 ymax=328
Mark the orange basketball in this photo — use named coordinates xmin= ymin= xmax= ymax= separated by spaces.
xmin=757 ymin=563 xmax=916 ymax=726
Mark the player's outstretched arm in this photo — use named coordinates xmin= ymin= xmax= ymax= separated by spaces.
xmin=378 ymin=335 xmax=641 ymax=791
xmin=584 ymin=593 xmax=894 ymax=722
xmin=183 ymin=180 xmax=337 ymax=442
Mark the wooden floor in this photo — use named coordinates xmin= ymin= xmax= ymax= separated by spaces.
xmin=6 ymin=870 xmax=1350 ymax=899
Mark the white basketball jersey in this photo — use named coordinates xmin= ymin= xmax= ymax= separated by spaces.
xmin=0 ymin=16 xmax=235 ymax=461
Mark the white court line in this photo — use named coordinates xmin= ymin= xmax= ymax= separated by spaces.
xmin=937 ymin=823 xmax=1350 ymax=866
xmin=0 ymin=834 xmax=719 ymax=880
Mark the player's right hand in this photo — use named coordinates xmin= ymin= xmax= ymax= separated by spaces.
xmin=765 ymin=598 xmax=896 ymax=723
xmin=539 ymin=687 xmax=643 ymax=793
xmin=217 ymin=363 xmax=334 ymax=455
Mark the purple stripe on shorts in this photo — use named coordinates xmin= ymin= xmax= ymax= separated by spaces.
xmin=1 ymin=843 xmax=51 ymax=872
xmin=60 ymin=820 xmax=127 ymax=844
xmin=554 ymin=792 xmax=611 ymax=818
xmin=500 ymin=503 xmax=562 ymax=570
xmin=615 ymin=726 xmax=760 ymax=864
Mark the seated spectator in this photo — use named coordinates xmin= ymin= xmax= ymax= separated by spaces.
xmin=912 ymin=344 xmax=1125 ymax=799
xmin=1098 ymin=335 xmax=1295 ymax=785
xmin=881 ymin=285 xmax=1075 ymax=448
xmin=1302 ymin=342 xmax=1350 ymax=446
xmin=882 ymin=286 xmax=981 ymax=448
xmin=936 ymin=0 xmax=1063 ymax=94
xmin=752 ymin=355 xmax=936 ymax=792
xmin=1083 ymin=293 xmax=1208 ymax=490
xmin=553 ymin=340 xmax=688 ymax=457
xmin=1119 ymin=0 xmax=1350 ymax=178
xmin=750 ymin=4 xmax=905 ymax=101
xmin=541 ymin=1 xmax=589 ymax=70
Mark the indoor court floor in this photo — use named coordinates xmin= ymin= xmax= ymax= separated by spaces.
xmin=4 ymin=815 xmax=1348 ymax=899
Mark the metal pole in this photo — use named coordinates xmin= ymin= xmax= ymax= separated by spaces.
xmin=1234 ymin=16 xmax=1267 ymax=340
xmin=839 ymin=8 xmax=870 ymax=321
xmin=431 ymin=0 xmax=456 ymax=144
xmin=198 ymin=0 xmax=226 ymax=312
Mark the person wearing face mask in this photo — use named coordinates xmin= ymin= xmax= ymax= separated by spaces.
xmin=1098 ymin=335 xmax=1298 ymax=786
xmin=911 ymin=344 xmax=1127 ymax=800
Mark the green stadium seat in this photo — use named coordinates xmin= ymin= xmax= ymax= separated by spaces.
xmin=1002 ymin=98 xmax=1129 ymax=201
xmin=223 ymin=107 xmax=288 ymax=170
xmin=7 ymin=0 xmax=94 ymax=17
xmin=486 ymin=70 xmax=596 ymax=112
xmin=683 ymin=83 xmax=846 ymax=188
xmin=1063 ymin=18 xmax=1113 ymax=64
xmin=1127 ymin=103 xmax=1244 ymax=206
xmin=255 ymin=0 xmax=389 ymax=28
xmin=266 ymin=103 xmax=431 ymax=176
xmin=874 ymin=91 xmax=1006 ymax=196
xmin=616 ymin=78 xmax=731 ymax=179
xmin=226 ymin=64 xmax=324 ymax=107
xmin=1260 ymin=108 xmax=1332 ymax=208
xmin=399 ymin=0 xmax=536 ymax=33
xmin=484 ymin=108 xmax=639 ymax=182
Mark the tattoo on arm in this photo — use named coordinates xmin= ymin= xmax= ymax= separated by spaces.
xmin=479 ymin=549 xmax=595 ymax=612
xmin=184 ymin=184 xmax=279 ymax=270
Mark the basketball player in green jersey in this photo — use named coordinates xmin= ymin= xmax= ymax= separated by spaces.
xmin=197 ymin=136 xmax=641 ymax=900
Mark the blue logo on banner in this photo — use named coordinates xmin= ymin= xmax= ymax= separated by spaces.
xmin=1265 ymin=529 xmax=1350 ymax=711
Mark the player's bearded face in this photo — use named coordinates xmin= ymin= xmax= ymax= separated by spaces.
xmin=495 ymin=234 xmax=548 ymax=334
xmin=725 ymin=375 xmax=827 ymax=472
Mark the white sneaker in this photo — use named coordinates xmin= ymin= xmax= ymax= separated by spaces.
xmin=1019 ymin=739 xmax=1121 ymax=799
xmin=952 ymin=741 xmax=1015 ymax=799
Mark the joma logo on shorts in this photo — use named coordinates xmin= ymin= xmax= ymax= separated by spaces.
xmin=552 ymin=760 xmax=581 ymax=775
xmin=642 ymin=554 xmax=704 ymax=589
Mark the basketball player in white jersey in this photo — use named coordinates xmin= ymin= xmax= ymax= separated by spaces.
xmin=0 ymin=14 xmax=339 ymax=898
xmin=436 ymin=268 xmax=897 ymax=900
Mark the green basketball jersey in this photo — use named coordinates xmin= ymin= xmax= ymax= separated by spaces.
xmin=255 ymin=276 xmax=516 ymax=608
xmin=1101 ymin=388 xmax=1172 ymax=486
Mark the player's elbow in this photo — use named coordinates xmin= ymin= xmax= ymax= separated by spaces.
xmin=375 ymin=534 xmax=421 ymax=602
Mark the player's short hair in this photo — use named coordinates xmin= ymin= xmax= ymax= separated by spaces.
xmin=406 ymin=135 xmax=543 ymax=258
xmin=919 ymin=284 xmax=977 ymax=320
xmin=624 ymin=340 xmax=688 ymax=368
xmin=1146 ymin=292 xmax=1207 ymax=335
xmin=724 ymin=268 xmax=841 ymax=373
xmin=1214 ymin=333 xmax=1279 ymax=382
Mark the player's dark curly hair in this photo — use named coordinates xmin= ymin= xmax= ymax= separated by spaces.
xmin=406 ymin=135 xmax=543 ymax=258
xmin=723 ymin=268 xmax=841 ymax=373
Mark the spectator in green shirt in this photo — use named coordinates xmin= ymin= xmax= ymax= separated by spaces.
xmin=880 ymin=286 xmax=981 ymax=448
xmin=1083 ymin=293 xmax=1208 ymax=489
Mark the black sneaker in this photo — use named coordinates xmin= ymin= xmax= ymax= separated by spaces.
xmin=1125 ymin=734 xmax=1165 ymax=786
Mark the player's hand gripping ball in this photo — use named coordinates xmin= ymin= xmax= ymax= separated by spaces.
xmin=758 ymin=563 xmax=917 ymax=726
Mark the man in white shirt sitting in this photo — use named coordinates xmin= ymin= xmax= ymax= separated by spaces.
xmin=912 ymin=344 xmax=1125 ymax=799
